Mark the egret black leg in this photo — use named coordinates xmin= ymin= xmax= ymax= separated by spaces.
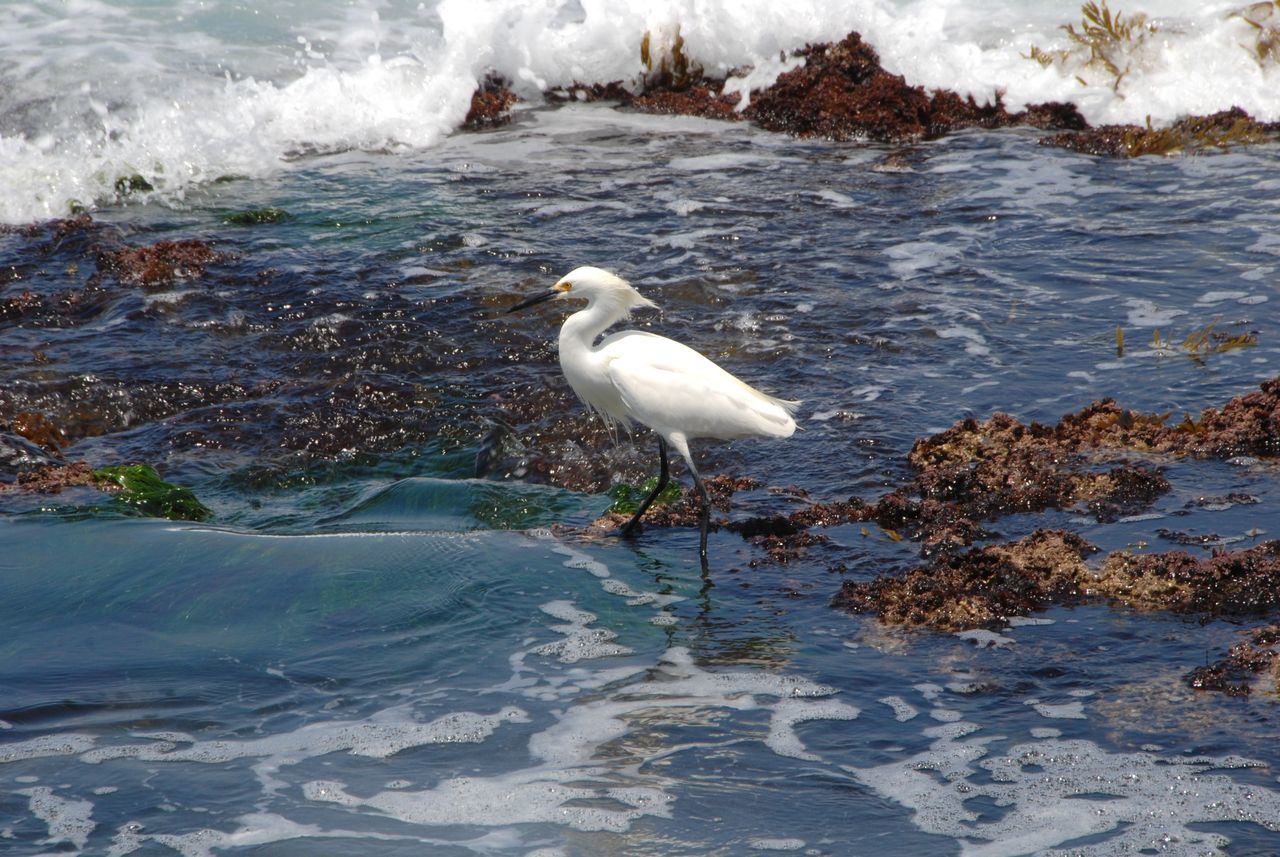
xmin=691 ymin=467 xmax=711 ymax=574
xmin=621 ymin=436 xmax=669 ymax=537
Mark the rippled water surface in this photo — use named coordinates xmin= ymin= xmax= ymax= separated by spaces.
xmin=4 ymin=100 xmax=1280 ymax=855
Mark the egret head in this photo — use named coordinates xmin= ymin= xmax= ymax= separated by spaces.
xmin=507 ymin=266 xmax=658 ymax=315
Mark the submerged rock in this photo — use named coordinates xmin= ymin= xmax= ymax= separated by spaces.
xmin=0 ymin=431 xmax=63 ymax=480
xmin=1187 ymin=625 xmax=1280 ymax=697
xmin=224 ymin=207 xmax=289 ymax=226
xmin=96 ymin=238 xmax=222 ymax=286
xmin=9 ymin=411 xmax=70 ymax=452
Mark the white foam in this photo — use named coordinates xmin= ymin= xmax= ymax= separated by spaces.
xmin=306 ymin=774 xmax=672 ymax=833
xmin=528 ymin=200 xmax=635 ymax=219
xmin=532 ymin=600 xmax=634 ymax=663
xmin=884 ymin=240 xmax=962 ymax=279
xmin=667 ymin=152 xmax=776 ymax=172
xmin=766 ymin=698 xmax=861 ymax=760
xmin=879 ymin=695 xmax=919 ymax=722
xmin=5 ymin=0 xmax=1280 ymax=223
xmin=125 ymin=810 xmax=490 ymax=857
xmin=1030 ymin=700 xmax=1088 ymax=720
xmin=854 ymin=734 xmax=1280 ymax=857
xmin=297 ymin=644 xmax=859 ymax=838
xmin=1006 ymin=616 xmax=1054 ymax=627
xmin=79 ymin=707 xmax=529 ymax=767
xmin=0 ymin=733 xmax=97 ymax=762
xmin=18 ymin=786 xmax=95 ymax=850
xmin=541 ymin=531 xmax=685 ymax=609
xmin=1198 ymin=290 xmax=1249 ymax=304
xmin=1125 ymin=298 xmax=1189 ymax=327
xmin=749 ymin=838 xmax=807 ymax=851
xmin=666 ymin=198 xmax=711 ymax=216
xmin=813 ymin=188 xmax=857 ymax=208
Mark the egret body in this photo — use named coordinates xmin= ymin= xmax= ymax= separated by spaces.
xmin=508 ymin=266 xmax=799 ymax=569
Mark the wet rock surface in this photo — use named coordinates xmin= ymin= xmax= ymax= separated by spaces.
xmin=1093 ymin=541 xmax=1280 ymax=617
xmin=463 ymin=74 xmax=519 ymax=130
xmin=0 ymin=460 xmax=102 ymax=494
xmin=831 ymin=529 xmax=1096 ymax=631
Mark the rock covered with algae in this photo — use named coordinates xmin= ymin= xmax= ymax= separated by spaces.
xmin=482 ymin=18 xmax=1276 ymax=155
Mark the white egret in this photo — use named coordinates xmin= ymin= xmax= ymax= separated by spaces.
xmin=507 ymin=266 xmax=799 ymax=570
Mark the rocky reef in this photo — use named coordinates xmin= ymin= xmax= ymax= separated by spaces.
xmin=465 ymin=19 xmax=1278 ymax=155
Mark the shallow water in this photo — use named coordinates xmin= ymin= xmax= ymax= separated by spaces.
xmin=5 ymin=3 xmax=1280 ymax=855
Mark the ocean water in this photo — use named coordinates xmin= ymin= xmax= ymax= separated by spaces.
xmin=3 ymin=1 xmax=1280 ymax=855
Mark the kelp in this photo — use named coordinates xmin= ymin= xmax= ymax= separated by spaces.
xmin=1232 ymin=1 xmax=1280 ymax=65
xmin=1027 ymin=1 xmax=1158 ymax=91
xmin=640 ymin=26 xmax=705 ymax=91
xmin=1119 ymin=317 xmax=1260 ymax=361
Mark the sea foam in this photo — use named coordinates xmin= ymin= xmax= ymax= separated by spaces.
xmin=3 ymin=0 xmax=1279 ymax=224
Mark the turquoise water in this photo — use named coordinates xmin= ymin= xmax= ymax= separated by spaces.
xmin=5 ymin=2 xmax=1280 ymax=853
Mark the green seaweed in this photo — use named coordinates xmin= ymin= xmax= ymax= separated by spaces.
xmin=114 ymin=174 xmax=155 ymax=196
xmin=607 ymin=476 xmax=681 ymax=515
xmin=224 ymin=207 xmax=290 ymax=225
xmin=92 ymin=464 xmax=211 ymax=521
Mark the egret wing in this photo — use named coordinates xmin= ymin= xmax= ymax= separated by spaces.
xmin=602 ymin=332 xmax=796 ymax=440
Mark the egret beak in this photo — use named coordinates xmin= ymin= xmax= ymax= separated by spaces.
xmin=506 ymin=289 xmax=559 ymax=314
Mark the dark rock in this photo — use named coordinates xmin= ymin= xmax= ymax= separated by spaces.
xmin=464 ymin=74 xmax=519 ymax=130
xmin=744 ymin=34 xmax=938 ymax=142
